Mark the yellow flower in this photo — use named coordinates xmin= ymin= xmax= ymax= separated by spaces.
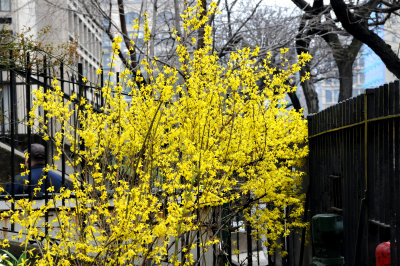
xmin=15 ymin=1 xmax=310 ymax=264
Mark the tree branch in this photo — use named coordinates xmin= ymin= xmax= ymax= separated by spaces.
xmin=330 ymin=0 xmax=400 ymax=79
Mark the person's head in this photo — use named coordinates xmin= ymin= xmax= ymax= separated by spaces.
xmin=25 ymin=143 xmax=46 ymax=168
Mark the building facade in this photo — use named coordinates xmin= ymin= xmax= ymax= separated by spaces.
xmin=317 ymin=19 xmax=399 ymax=111
xmin=0 ymin=0 xmax=102 ymax=80
xmin=101 ymin=0 xmax=177 ymax=78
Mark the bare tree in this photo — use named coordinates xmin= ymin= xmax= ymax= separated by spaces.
xmin=291 ymin=0 xmax=400 ymax=113
xmin=330 ymin=0 xmax=400 ymax=79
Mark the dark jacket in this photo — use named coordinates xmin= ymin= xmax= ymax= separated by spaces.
xmin=4 ymin=164 xmax=69 ymax=197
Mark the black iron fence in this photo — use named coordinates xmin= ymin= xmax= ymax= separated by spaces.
xmin=308 ymin=81 xmax=400 ymax=265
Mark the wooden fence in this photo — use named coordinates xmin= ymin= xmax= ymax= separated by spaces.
xmin=308 ymin=81 xmax=400 ymax=265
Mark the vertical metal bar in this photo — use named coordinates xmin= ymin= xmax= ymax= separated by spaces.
xmin=181 ymin=232 xmax=185 ymax=263
xmin=246 ymin=195 xmax=252 ymax=266
xmin=343 ymin=101 xmax=351 ymax=262
xmin=77 ymin=63 xmax=87 ymax=238
xmin=382 ymin=85 xmax=390 ymax=225
xmin=256 ymin=229 xmax=260 ymax=265
xmin=299 ymin=186 xmax=310 ymax=266
xmin=100 ymin=70 xmax=104 ymax=108
xmin=78 ymin=63 xmax=85 ymax=182
xmin=96 ymin=71 xmax=99 ymax=109
xmin=212 ymin=207 xmax=216 ymax=266
xmin=365 ymin=89 xmax=373 ymax=265
xmin=26 ymin=53 xmax=32 ymax=198
xmin=227 ymin=225 xmax=232 ymax=265
xmin=392 ymin=81 xmax=400 ymax=264
xmin=0 ymin=70 xmax=5 ymax=140
xmin=389 ymin=82 xmax=397 ymax=265
xmin=60 ymin=62 xmax=66 ymax=206
xmin=377 ymin=86 xmax=383 ymax=224
xmin=196 ymin=209 xmax=200 ymax=262
xmin=236 ymin=214 xmax=240 ymax=263
xmin=43 ymin=57 xmax=49 ymax=237
xmin=395 ymin=81 xmax=400 ymax=266
xmin=9 ymin=51 xmax=16 ymax=232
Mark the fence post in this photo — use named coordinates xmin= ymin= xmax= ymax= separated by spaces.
xmin=9 ymin=51 xmax=16 ymax=231
xmin=391 ymin=81 xmax=400 ymax=265
xmin=100 ymin=69 xmax=104 ymax=108
xmin=78 ymin=63 xmax=86 ymax=181
xmin=196 ymin=208 xmax=201 ymax=263
xmin=60 ymin=62 xmax=66 ymax=206
xmin=43 ymin=57 xmax=50 ymax=237
xmin=26 ymin=53 xmax=32 ymax=198
xmin=246 ymin=195 xmax=253 ymax=266
xmin=0 ymin=68 xmax=5 ymax=139
xmin=77 ymin=63 xmax=87 ymax=238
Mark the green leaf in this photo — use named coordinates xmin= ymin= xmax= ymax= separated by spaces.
xmin=0 ymin=249 xmax=17 ymax=263
xmin=16 ymin=251 xmax=26 ymax=265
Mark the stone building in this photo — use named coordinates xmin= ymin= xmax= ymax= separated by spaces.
xmin=0 ymin=0 xmax=102 ymax=185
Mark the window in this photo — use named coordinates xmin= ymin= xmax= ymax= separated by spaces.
xmin=334 ymin=78 xmax=339 ymax=85
xmin=358 ymin=57 xmax=364 ymax=68
xmin=333 ymin=90 xmax=339 ymax=102
xmin=79 ymin=19 xmax=83 ymax=42
xmin=84 ymin=25 xmax=88 ymax=45
xmin=103 ymin=18 xmax=110 ymax=28
xmin=74 ymin=14 xmax=78 ymax=35
xmin=125 ymin=12 xmax=143 ymax=25
xmin=0 ymin=0 xmax=10 ymax=11
xmin=68 ymin=12 xmax=72 ymax=33
xmin=326 ymin=90 xmax=332 ymax=103
xmin=359 ymin=73 xmax=365 ymax=84
xmin=156 ymin=11 xmax=174 ymax=25
xmin=325 ymin=61 xmax=330 ymax=69
xmin=353 ymin=74 xmax=358 ymax=84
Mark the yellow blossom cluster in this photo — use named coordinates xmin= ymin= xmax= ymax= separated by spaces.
xmin=1 ymin=1 xmax=311 ymax=265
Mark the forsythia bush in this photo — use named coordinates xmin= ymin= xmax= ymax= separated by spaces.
xmin=1 ymin=1 xmax=310 ymax=265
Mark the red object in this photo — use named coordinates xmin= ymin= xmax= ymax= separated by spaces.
xmin=376 ymin=241 xmax=391 ymax=266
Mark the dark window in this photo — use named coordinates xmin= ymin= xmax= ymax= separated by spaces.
xmin=0 ymin=17 xmax=11 ymax=24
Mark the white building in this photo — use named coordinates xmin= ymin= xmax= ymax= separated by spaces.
xmin=0 ymin=0 xmax=102 ymax=80
xmin=317 ymin=18 xmax=400 ymax=111
xmin=101 ymin=0 xmax=177 ymax=77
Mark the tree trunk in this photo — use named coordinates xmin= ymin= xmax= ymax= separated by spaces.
xmin=150 ymin=0 xmax=158 ymax=58
xmin=300 ymin=70 xmax=319 ymax=114
xmin=296 ymin=14 xmax=319 ymax=114
xmin=197 ymin=0 xmax=207 ymax=49
xmin=337 ymin=60 xmax=353 ymax=102
xmin=173 ymin=0 xmax=182 ymax=37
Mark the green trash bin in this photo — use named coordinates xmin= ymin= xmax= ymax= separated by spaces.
xmin=310 ymin=214 xmax=344 ymax=266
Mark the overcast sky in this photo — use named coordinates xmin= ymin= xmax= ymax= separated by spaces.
xmin=270 ymin=0 xmax=296 ymax=7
